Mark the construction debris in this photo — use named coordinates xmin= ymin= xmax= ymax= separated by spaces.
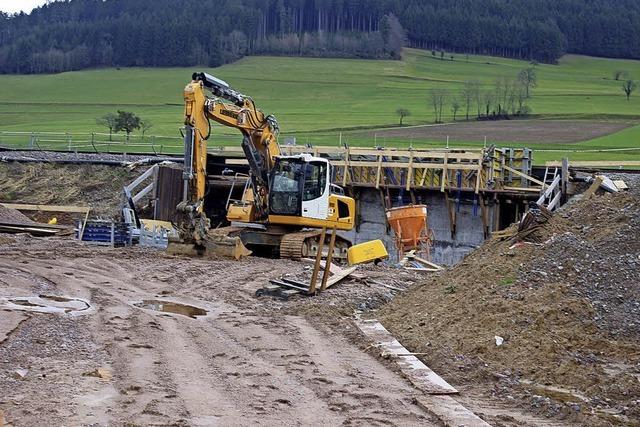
xmin=512 ymin=204 xmax=553 ymax=243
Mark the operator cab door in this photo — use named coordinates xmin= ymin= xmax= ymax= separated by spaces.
xmin=268 ymin=158 xmax=329 ymax=220
xmin=301 ymin=161 xmax=329 ymax=220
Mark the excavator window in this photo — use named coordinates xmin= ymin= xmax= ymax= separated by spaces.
xmin=303 ymin=162 xmax=327 ymax=201
xmin=269 ymin=159 xmax=303 ymax=216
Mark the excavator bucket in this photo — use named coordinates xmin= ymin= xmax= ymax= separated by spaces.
xmin=166 ymin=231 xmax=251 ymax=260
xmin=202 ymin=233 xmax=252 ymax=260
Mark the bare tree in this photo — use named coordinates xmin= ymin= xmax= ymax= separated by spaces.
xmin=96 ymin=112 xmax=117 ymax=141
xmin=140 ymin=118 xmax=154 ymax=138
xmin=481 ymin=89 xmax=495 ymax=117
xmin=429 ymin=89 xmax=448 ymax=123
xmin=614 ymin=70 xmax=628 ymax=81
xmin=451 ymin=97 xmax=461 ymax=121
xmin=395 ymin=108 xmax=411 ymax=125
xmin=517 ymin=67 xmax=537 ymax=98
xmin=623 ymin=79 xmax=637 ymax=101
xmin=461 ymin=80 xmax=480 ymax=120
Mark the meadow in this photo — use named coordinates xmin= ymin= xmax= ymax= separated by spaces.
xmin=0 ymin=48 xmax=639 ymax=163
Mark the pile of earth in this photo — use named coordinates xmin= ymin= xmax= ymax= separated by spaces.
xmin=378 ymin=173 xmax=640 ymax=426
xmin=0 ymin=205 xmax=34 ymax=224
xmin=0 ymin=163 xmax=149 ymax=217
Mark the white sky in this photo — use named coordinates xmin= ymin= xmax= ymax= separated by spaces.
xmin=0 ymin=0 xmax=50 ymax=14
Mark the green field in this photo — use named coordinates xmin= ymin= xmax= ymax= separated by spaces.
xmin=0 ymin=48 xmax=639 ymax=162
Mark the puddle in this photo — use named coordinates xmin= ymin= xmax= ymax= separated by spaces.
xmin=132 ymin=300 xmax=208 ymax=319
xmin=0 ymin=294 xmax=91 ymax=314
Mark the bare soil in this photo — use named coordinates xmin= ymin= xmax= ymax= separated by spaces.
xmin=0 ymin=234 xmax=578 ymax=426
xmin=366 ymin=120 xmax=634 ymax=144
xmin=0 ymin=237 xmax=439 ymax=426
xmin=0 ymin=163 xmax=149 ymax=218
xmin=379 ymin=174 xmax=640 ymax=426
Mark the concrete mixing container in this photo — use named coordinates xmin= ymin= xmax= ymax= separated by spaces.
xmin=385 ymin=205 xmax=428 ymax=251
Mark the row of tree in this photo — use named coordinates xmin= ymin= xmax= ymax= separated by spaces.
xmin=397 ymin=68 xmax=538 ymax=125
xmin=1 ymin=0 xmax=640 ymax=74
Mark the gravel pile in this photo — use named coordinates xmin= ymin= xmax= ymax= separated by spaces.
xmin=379 ymin=173 xmax=640 ymax=426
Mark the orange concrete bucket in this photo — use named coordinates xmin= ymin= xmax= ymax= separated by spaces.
xmin=386 ymin=205 xmax=428 ymax=250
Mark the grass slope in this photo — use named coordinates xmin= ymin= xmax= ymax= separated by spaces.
xmin=0 ymin=48 xmax=639 ymax=162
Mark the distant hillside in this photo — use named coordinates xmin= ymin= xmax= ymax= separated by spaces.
xmin=1 ymin=0 xmax=639 ymax=74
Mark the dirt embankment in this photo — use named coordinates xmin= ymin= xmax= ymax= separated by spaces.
xmin=0 ymin=163 xmax=147 ymax=218
xmin=379 ymin=175 xmax=640 ymax=426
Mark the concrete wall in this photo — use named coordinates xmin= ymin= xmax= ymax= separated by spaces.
xmin=342 ymin=189 xmax=492 ymax=266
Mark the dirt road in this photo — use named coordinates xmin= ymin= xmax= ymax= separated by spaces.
xmin=0 ymin=236 xmax=439 ymax=426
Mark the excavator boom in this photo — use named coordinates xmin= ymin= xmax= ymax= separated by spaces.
xmin=174 ymin=73 xmax=355 ymax=259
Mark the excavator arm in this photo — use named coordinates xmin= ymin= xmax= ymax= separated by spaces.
xmin=180 ymin=72 xmax=280 ymax=241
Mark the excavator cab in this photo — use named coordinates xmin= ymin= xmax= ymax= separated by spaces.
xmin=267 ymin=154 xmax=355 ymax=231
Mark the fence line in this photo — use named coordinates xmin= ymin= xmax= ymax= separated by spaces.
xmin=1 ymin=130 xmax=638 ymax=157
xmin=0 ymin=131 xmax=184 ymax=155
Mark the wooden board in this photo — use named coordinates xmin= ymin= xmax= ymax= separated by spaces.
xmin=415 ymin=395 xmax=491 ymax=427
xmin=356 ymin=318 xmax=458 ymax=395
xmin=546 ymin=160 xmax=640 ymax=168
xmin=0 ymin=203 xmax=90 ymax=214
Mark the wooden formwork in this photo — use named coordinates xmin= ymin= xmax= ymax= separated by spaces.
xmin=276 ymin=145 xmax=539 ymax=194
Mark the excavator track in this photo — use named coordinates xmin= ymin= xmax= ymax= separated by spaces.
xmin=279 ymin=230 xmax=351 ymax=260
xmin=279 ymin=231 xmax=322 ymax=259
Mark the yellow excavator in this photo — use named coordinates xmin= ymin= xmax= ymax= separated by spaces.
xmin=173 ymin=72 xmax=355 ymax=259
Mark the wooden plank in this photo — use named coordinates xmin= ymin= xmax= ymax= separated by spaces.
xmin=415 ymin=395 xmax=491 ymax=427
xmin=320 ymin=226 xmax=338 ymax=291
xmin=475 ymin=154 xmax=483 ymax=194
xmin=324 ymin=265 xmax=358 ymax=288
xmin=503 ymin=165 xmax=546 ymax=188
xmin=375 ymin=153 xmax=383 ymax=189
xmin=342 ymin=147 xmax=350 ymax=186
xmin=356 ymin=319 xmax=458 ymax=394
xmin=546 ymin=160 xmax=640 ymax=167
xmin=406 ymin=150 xmax=414 ymax=191
xmin=440 ymin=153 xmax=448 ymax=192
xmin=0 ymin=224 xmax=61 ymax=235
xmin=331 ymin=161 xmax=479 ymax=170
xmin=124 ymin=164 xmax=157 ymax=192
xmin=407 ymin=254 xmax=443 ymax=270
xmin=0 ymin=203 xmax=90 ymax=214
xmin=547 ymin=190 xmax=562 ymax=211
xmin=583 ymin=177 xmax=603 ymax=198
xmin=503 ymin=186 xmax=543 ymax=193
xmin=132 ymin=182 xmax=154 ymax=203
xmin=536 ymin=175 xmax=561 ymax=205
xmin=308 ymin=227 xmax=327 ymax=294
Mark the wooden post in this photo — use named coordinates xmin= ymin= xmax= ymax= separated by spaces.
xmin=475 ymin=153 xmax=483 ymax=193
xmin=440 ymin=153 xmax=449 ymax=192
xmin=479 ymin=195 xmax=489 ymax=239
xmin=444 ymin=192 xmax=457 ymax=239
xmin=406 ymin=150 xmax=414 ymax=191
xmin=342 ymin=147 xmax=350 ymax=186
xmin=561 ymin=157 xmax=569 ymax=202
xmin=375 ymin=153 xmax=383 ymax=189
xmin=308 ymin=227 xmax=327 ymax=294
xmin=320 ymin=226 xmax=338 ymax=291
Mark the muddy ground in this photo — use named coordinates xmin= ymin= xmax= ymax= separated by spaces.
xmin=364 ymin=120 xmax=635 ymax=143
xmin=0 ymin=234 xmax=576 ymax=427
